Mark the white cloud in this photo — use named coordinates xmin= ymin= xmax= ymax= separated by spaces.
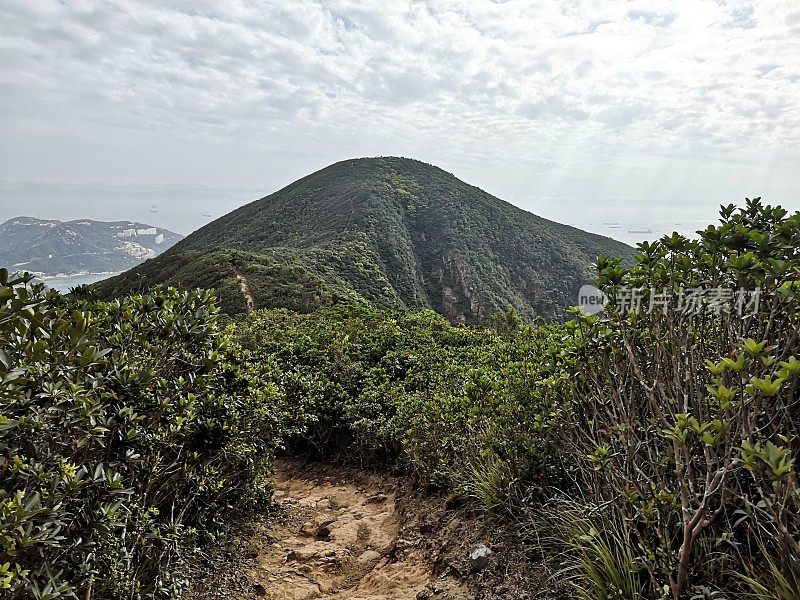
xmin=0 ymin=0 xmax=798 ymax=241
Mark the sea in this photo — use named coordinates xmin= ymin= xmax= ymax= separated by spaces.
xmin=39 ymin=272 xmax=119 ymax=292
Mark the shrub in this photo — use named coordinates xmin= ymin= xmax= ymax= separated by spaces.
xmin=552 ymin=199 xmax=800 ymax=598
xmin=43 ymin=197 xmax=794 ymax=600
xmin=0 ymin=275 xmax=279 ymax=599
xmin=230 ymin=303 xmax=568 ymax=506
xmin=222 ymin=200 xmax=798 ymax=599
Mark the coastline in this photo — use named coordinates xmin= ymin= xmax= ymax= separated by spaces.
xmin=38 ymin=270 xmax=120 ymax=281
xmin=35 ymin=271 xmax=121 ymax=292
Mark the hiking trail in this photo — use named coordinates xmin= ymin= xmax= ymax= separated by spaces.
xmin=192 ymin=459 xmax=471 ymax=600
xmin=234 ymin=267 xmax=256 ymax=313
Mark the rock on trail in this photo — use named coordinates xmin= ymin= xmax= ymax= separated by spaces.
xmin=192 ymin=459 xmax=471 ymax=600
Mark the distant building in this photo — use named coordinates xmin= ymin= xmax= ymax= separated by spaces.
xmin=136 ymin=227 xmax=157 ymax=236
xmin=155 ymin=233 xmax=164 ymax=244
xmin=118 ymin=229 xmax=137 ymax=238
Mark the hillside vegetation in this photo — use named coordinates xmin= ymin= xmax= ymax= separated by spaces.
xmin=96 ymin=157 xmax=633 ymax=322
xmin=2 ymin=199 xmax=799 ymax=599
xmin=0 ymin=278 xmax=281 ymax=598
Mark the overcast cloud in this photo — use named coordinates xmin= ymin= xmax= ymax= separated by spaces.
xmin=0 ymin=0 xmax=798 ymax=240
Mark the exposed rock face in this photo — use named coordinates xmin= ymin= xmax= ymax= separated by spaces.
xmin=439 ymin=252 xmax=487 ymax=323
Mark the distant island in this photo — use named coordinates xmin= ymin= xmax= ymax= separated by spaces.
xmin=0 ymin=217 xmax=182 ymax=289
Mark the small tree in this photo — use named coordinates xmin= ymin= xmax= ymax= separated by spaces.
xmin=558 ymin=199 xmax=800 ymax=597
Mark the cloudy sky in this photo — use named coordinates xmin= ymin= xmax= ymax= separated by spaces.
xmin=1 ymin=0 xmax=798 ymax=240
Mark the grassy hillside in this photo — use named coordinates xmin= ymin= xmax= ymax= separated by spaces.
xmin=96 ymin=157 xmax=633 ymax=321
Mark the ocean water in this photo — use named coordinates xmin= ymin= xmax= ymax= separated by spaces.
xmin=0 ymin=181 xmax=261 ymax=236
xmin=40 ymin=272 xmax=119 ymax=292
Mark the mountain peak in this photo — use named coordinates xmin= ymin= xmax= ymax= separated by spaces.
xmin=323 ymin=156 xmax=460 ymax=182
xmin=97 ymin=159 xmax=634 ymax=321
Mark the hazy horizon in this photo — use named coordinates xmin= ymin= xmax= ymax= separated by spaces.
xmin=0 ymin=165 xmax=768 ymax=246
xmin=1 ymin=1 xmax=799 ymax=244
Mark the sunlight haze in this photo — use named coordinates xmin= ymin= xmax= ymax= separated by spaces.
xmin=1 ymin=0 xmax=799 ymax=242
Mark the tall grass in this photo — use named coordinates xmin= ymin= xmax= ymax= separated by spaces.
xmin=461 ymin=449 xmax=522 ymax=517
xmin=521 ymin=497 xmax=644 ymax=600
xmin=739 ymin=551 xmax=800 ymax=600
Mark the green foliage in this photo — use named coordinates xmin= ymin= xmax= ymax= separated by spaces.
xmin=5 ymin=196 xmax=797 ymax=600
xmin=221 ymin=198 xmax=799 ymax=599
xmin=95 ymin=247 xmax=377 ymax=317
xmin=231 ymin=305 xmax=568 ymax=501
xmin=0 ymin=277 xmax=280 ymax=598
xmin=96 ymin=157 xmax=634 ymax=322
xmin=527 ymin=498 xmax=644 ymax=600
xmin=739 ymin=552 xmax=800 ymax=600
xmin=555 ymin=198 xmax=800 ymax=598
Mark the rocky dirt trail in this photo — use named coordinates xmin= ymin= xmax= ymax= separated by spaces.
xmin=233 ymin=267 xmax=256 ymax=313
xmin=193 ymin=459 xmax=474 ymax=600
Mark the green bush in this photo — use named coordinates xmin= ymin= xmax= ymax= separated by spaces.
xmin=6 ymin=198 xmax=794 ymax=600
xmin=551 ymin=199 xmax=800 ymax=598
xmin=230 ymin=303 xmax=567 ymax=501
xmin=0 ymin=275 xmax=280 ymax=599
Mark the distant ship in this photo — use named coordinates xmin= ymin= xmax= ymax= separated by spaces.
xmin=202 ymin=213 xmax=212 ymax=217
xmin=628 ymin=229 xmax=653 ymax=234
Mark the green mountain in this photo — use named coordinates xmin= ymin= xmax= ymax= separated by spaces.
xmin=96 ymin=157 xmax=633 ymax=321
xmin=0 ymin=216 xmax=182 ymax=276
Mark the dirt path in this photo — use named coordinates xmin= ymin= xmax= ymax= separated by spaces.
xmin=233 ymin=267 xmax=256 ymax=313
xmin=193 ymin=460 xmax=472 ymax=600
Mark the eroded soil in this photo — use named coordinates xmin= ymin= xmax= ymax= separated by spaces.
xmin=192 ymin=460 xmax=472 ymax=600
xmin=233 ymin=267 xmax=256 ymax=313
